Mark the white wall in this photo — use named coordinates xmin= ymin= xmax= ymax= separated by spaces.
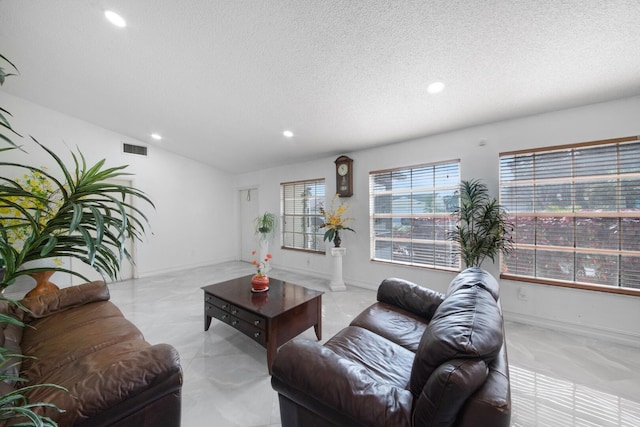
xmin=234 ymin=95 xmax=640 ymax=346
xmin=3 ymin=90 xmax=638 ymax=346
xmin=0 ymin=92 xmax=236 ymax=286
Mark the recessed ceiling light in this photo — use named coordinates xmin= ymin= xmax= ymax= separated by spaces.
xmin=427 ymin=81 xmax=445 ymax=94
xmin=105 ymin=10 xmax=126 ymax=28
xmin=151 ymin=133 xmax=162 ymax=141
xmin=283 ymin=130 xmax=294 ymax=138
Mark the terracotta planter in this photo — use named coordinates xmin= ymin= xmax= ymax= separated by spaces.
xmin=251 ymin=274 xmax=269 ymax=292
xmin=26 ymin=270 xmax=60 ymax=298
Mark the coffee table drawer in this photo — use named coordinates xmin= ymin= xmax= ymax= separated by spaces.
xmin=229 ymin=317 xmax=266 ymax=345
xmin=206 ymin=294 xmax=232 ymax=311
xmin=205 ymin=294 xmax=266 ymax=330
xmin=231 ymin=307 xmax=266 ymax=330
xmin=206 ymin=304 xmax=231 ymax=323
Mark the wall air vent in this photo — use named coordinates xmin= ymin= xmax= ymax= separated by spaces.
xmin=122 ymin=143 xmax=148 ymax=156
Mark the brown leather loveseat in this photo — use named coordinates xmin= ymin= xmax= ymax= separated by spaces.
xmin=271 ymin=268 xmax=511 ymax=427
xmin=0 ymin=281 xmax=182 ymax=426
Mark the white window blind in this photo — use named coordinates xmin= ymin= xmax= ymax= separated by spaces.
xmin=369 ymin=160 xmax=460 ymax=270
xmin=281 ymin=179 xmax=325 ymax=252
xmin=500 ymin=136 xmax=640 ymax=292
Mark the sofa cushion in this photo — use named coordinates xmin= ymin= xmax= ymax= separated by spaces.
xmin=350 ymin=302 xmax=429 ymax=352
xmin=412 ymin=358 xmax=489 ymax=426
xmin=24 ymin=342 xmax=181 ymax=426
xmin=409 ymin=284 xmax=503 ymax=397
xmin=20 ymin=280 xmax=110 ymax=322
xmin=445 ymin=267 xmax=500 ymax=301
xmin=272 ymin=330 xmax=414 ymax=427
xmin=325 ymin=326 xmax=415 ymax=388
xmin=377 ymin=278 xmax=445 ymax=320
xmin=20 ymin=301 xmax=144 ymax=380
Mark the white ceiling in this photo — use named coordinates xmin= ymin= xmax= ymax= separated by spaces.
xmin=1 ymin=1 xmax=640 ymax=173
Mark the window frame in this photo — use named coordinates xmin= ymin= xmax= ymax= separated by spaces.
xmin=369 ymin=159 xmax=461 ymax=271
xmin=280 ymin=178 xmax=326 ymax=254
xmin=499 ymin=136 xmax=640 ymax=296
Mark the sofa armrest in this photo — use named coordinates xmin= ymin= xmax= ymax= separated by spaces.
xmin=20 ymin=281 xmax=110 ymax=322
xmin=271 ymin=339 xmax=413 ymax=427
xmin=377 ymin=278 xmax=444 ymax=321
xmin=25 ymin=342 xmax=182 ymax=426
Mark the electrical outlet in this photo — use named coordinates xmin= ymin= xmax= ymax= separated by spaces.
xmin=517 ymin=287 xmax=527 ymax=301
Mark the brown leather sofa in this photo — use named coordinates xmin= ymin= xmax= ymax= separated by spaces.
xmin=271 ymin=268 xmax=511 ymax=427
xmin=0 ymin=281 xmax=182 ymax=426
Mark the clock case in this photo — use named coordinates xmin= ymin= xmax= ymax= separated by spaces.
xmin=335 ymin=155 xmax=353 ymax=197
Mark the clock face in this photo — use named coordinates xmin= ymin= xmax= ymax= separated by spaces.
xmin=337 ymin=163 xmax=349 ymax=176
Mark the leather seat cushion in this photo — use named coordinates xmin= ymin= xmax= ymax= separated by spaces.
xmin=350 ymin=302 xmax=429 ymax=352
xmin=324 ymin=326 xmax=415 ymax=389
xmin=21 ymin=301 xmax=145 ymax=380
xmin=24 ymin=342 xmax=180 ymax=426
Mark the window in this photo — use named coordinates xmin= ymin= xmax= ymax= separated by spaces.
xmin=500 ymin=136 xmax=640 ymax=294
xmin=369 ymin=160 xmax=460 ymax=270
xmin=281 ymin=179 xmax=325 ymax=252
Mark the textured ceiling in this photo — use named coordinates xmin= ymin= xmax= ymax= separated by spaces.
xmin=1 ymin=0 xmax=640 ymax=173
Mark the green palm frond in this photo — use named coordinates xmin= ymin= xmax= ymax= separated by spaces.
xmin=0 ymin=137 xmax=154 ymax=287
xmin=0 ymin=54 xmax=21 ymax=149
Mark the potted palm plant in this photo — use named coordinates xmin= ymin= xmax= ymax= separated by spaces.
xmin=0 ymin=53 xmax=153 ymax=426
xmin=1 ymin=140 xmax=154 ymax=287
xmin=448 ymin=179 xmax=513 ymax=268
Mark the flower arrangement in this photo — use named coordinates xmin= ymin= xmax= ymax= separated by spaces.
xmin=319 ymin=194 xmax=355 ymax=244
xmin=251 ymin=250 xmax=272 ymax=276
xmin=0 ymin=168 xmax=64 ymax=267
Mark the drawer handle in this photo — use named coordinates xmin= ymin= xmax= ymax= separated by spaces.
xmin=231 ymin=309 xmax=238 ymax=315
xmin=254 ymin=332 xmax=261 ymax=338
xmin=221 ymin=304 xmax=229 ymax=310
xmin=231 ymin=320 xmax=238 ymax=326
xmin=206 ymin=296 xmax=211 ymax=301
xmin=222 ymin=314 xmax=229 ymax=320
xmin=253 ymin=320 xmax=261 ymax=326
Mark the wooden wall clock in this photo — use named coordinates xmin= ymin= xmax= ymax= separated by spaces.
xmin=335 ymin=155 xmax=353 ymax=197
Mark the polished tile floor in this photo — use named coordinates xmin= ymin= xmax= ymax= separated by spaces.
xmin=106 ymin=262 xmax=640 ymax=427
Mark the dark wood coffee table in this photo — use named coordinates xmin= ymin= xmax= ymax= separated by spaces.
xmin=202 ymin=275 xmax=323 ymax=374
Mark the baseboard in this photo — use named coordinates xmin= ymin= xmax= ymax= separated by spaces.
xmin=503 ymin=310 xmax=640 ymax=349
xmin=274 ymin=265 xmax=379 ymax=292
xmin=344 ymin=278 xmax=378 ymax=291
xmin=136 ymin=256 xmax=237 ymax=278
xmin=274 ymin=265 xmax=328 ymax=281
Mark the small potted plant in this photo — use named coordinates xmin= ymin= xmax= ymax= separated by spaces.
xmin=254 ymin=212 xmax=277 ymax=242
xmin=250 ymin=250 xmax=272 ymax=292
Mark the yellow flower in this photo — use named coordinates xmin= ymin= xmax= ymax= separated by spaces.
xmin=319 ymin=194 xmax=355 ymax=242
xmin=0 ymin=168 xmax=63 ymax=253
